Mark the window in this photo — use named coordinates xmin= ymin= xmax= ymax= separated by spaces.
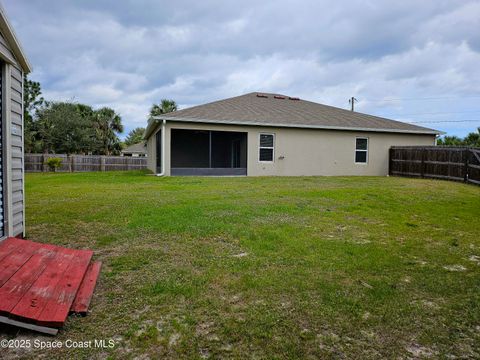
xmin=355 ymin=137 xmax=368 ymax=164
xmin=259 ymin=133 xmax=275 ymax=162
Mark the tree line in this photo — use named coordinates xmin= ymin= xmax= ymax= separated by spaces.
xmin=436 ymin=129 xmax=480 ymax=147
xmin=24 ymin=75 xmax=479 ymax=153
xmin=23 ymin=76 xmax=177 ymax=155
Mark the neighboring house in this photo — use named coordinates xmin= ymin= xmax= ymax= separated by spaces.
xmin=0 ymin=5 xmax=31 ymax=238
xmin=144 ymin=92 xmax=441 ymax=176
xmin=121 ymin=142 xmax=147 ymax=157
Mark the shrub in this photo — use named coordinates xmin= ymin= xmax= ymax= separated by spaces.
xmin=45 ymin=157 xmax=62 ymax=172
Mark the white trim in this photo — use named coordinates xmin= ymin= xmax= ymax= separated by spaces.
xmin=354 ymin=137 xmax=369 ymax=164
xmin=155 ymin=120 xmax=166 ymax=176
xmin=258 ymin=133 xmax=275 ymax=163
xmin=152 ymin=116 xmax=443 ymax=136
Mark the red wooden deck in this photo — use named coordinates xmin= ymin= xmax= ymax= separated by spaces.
xmin=0 ymin=237 xmax=101 ymax=333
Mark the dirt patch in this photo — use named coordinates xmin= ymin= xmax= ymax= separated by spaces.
xmin=168 ymin=333 xmax=181 ymax=347
xmin=199 ymin=348 xmax=211 ymax=359
xmin=196 ymin=322 xmax=215 ymax=337
xmin=443 ymin=265 xmax=467 ymax=272
xmin=405 ymin=343 xmax=438 ymax=358
xmin=468 ymin=255 xmax=480 ymax=265
xmin=232 ymin=252 xmax=248 ymax=258
xmin=412 ymin=299 xmax=441 ymax=310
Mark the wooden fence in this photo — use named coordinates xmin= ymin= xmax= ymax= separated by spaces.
xmin=25 ymin=154 xmax=147 ymax=172
xmin=389 ymin=146 xmax=480 ymax=185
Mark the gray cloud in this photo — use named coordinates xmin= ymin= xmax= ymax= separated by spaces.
xmin=4 ymin=0 xmax=480 ymax=137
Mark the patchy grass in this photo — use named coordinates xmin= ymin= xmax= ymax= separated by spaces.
xmin=2 ymin=171 xmax=480 ymax=359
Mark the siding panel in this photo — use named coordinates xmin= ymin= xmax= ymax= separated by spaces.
xmin=10 ymin=66 xmax=22 ymax=82
xmin=12 ymin=179 xmax=22 ymax=192
xmin=10 ymin=100 xmax=22 ymax=117
xmin=11 ymin=77 xmax=21 ymax=93
xmin=12 ymin=202 xmax=22 ymax=215
xmin=11 ymin=133 xmax=22 ymax=147
xmin=11 ymin=84 xmax=22 ymax=104
xmin=11 ymin=111 xmax=21 ymax=126
xmin=13 ymin=222 xmax=23 ymax=237
xmin=12 ymin=158 xmax=22 ymax=170
xmin=12 ymin=191 xmax=23 ymax=205
xmin=9 ymin=63 xmax=24 ymax=236
xmin=11 ymin=145 xmax=22 ymax=158
xmin=0 ymin=32 xmax=15 ymax=63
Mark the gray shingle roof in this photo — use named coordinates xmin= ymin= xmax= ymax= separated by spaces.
xmin=151 ymin=92 xmax=440 ymax=135
xmin=121 ymin=142 xmax=147 ymax=154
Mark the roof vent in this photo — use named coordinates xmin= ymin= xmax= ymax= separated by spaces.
xmin=289 ymin=97 xmax=300 ymax=101
xmin=256 ymin=94 xmax=268 ymax=98
xmin=274 ymin=95 xmax=285 ymax=99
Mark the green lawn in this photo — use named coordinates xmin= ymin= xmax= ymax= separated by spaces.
xmin=6 ymin=172 xmax=480 ymax=358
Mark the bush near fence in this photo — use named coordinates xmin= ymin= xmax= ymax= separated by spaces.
xmin=389 ymin=146 xmax=480 ymax=185
xmin=25 ymin=154 xmax=147 ymax=172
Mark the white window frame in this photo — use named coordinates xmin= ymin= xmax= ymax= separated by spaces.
xmin=259 ymin=133 xmax=275 ymax=163
xmin=355 ymin=137 xmax=368 ymax=164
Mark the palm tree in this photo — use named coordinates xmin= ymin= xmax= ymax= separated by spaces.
xmin=149 ymin=99 xmax=177 ymax=118
xmin=437 ymin=135 xmax=464 ymax=146
xmin=125 ymin=127 xmax=146 ymax=146
xmin=464 ymin=127 xmax=480 ymax=147
xmin=93 ymin=107 xmax=124 ymax=155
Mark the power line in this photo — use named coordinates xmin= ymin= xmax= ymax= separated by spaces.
xmin=389 ymin=110 xmax=480 ymax=116
xmin=367 ymin=95 xmax=480 ymax=102
xmin=405 ymin=119 xmax=480 ymax=124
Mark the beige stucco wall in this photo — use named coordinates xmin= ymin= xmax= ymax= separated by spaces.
xmin=147 ymin=121 xmax=436 ymax=176
xmin=146 ymin=129 xmax=157 ymax=173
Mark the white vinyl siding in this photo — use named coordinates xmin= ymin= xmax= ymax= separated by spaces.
xmin=0 ymin=28 xmax=24 ymax=238
xmin=0 ymin=32 xmax=16 ymax=65
xmin=10 ymin=63 xmax=23 ymax=236
xmin=259 ymin=133 xmax=274 ymax=162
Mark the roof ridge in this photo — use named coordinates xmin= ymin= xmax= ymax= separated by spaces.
xmin=146 ymin=91 xmax=441 ymax=137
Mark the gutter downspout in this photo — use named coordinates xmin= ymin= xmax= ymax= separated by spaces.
xmin=156 ymin=119 xmax=167 ymax=176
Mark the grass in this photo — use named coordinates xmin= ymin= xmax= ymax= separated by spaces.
xmin=4 ymin=171 xmax=480 ymax=359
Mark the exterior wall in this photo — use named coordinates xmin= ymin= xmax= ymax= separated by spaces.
xmin=0 ymin=33 xmax=24 ymax=238
xmin=8 ymin=63 xmax=24 ymax=236
xmin=147 ymin=121 xmax=436 ymax=177
xmin=0 ymin=32 xmax=16 ymax=64
xmin=146 ymin=127 xmax=158 ymax=173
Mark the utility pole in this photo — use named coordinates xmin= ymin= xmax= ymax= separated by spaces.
xmin=349 ymin=97 xmax=358 ymax=111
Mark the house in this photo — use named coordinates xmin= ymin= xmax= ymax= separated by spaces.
xmin=144 ymin=92 xmax=441 ymax=176
xmin=0 ymin=5 xmax=31 ymax=238
xmin=121 ymin=142 xmax=147 ymax=157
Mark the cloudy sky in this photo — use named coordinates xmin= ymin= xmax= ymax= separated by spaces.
xmin=3 ymin=0 xmax=480 ymax=138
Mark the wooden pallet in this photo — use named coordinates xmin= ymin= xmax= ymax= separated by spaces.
xmin=0 ymin=237 xmax=101 ymax=334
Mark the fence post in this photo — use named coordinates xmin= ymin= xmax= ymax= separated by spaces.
xmin=70 ymin=155 xmax=75 ymax=173
xmin=420 ymin=147 xmax=426 ymax=178
xmin=464 ymin=148 xmax=469 ymax=183
xmin=388 ymin=148 xmax=393 ymax=176
xmin=101 ymin=156 xmax=106 ymax=172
